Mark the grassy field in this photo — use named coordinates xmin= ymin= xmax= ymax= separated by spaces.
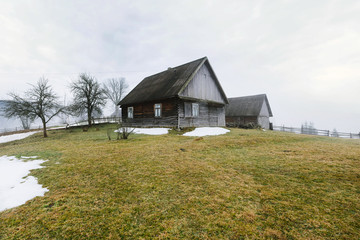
xmin=0 ymin=124 xmax=359 ymax=239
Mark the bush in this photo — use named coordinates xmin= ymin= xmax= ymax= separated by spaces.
xmin=108 ymin=123 xmax=134 ymax=140
xmin=241 ymin=122 xmax=262 ymax=129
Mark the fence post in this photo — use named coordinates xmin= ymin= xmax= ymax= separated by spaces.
xmin=350 ymin=133 xmax=352 ymax=139
xmin=327 ymin=130 xmax=330 ymax=136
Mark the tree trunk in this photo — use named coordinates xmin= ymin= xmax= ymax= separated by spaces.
xmin=87 ymin=110 xmax=92 ymax=127
xmin=42 ymin=120 xmax=48 ymax=138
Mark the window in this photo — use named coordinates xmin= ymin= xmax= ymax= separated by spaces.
xmin=128 ymin=107 xmax=133 ymax=118
xmin=154 ymin=103 xmax=161 ymax=117
xmin=184 ymin=102 xmax=192 ymax=117
xmin=192 ymin=103 xmax=199 ymax=117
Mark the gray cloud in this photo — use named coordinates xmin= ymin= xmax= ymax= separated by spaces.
xmin=0 ymin=0 xmax=359 ymax=132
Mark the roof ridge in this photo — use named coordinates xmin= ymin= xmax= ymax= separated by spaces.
xmin=228 ymin=94 xmax=266 ymax=100
xmin=142 ymin=57 xmax=207 ymax=80
xmin=118 ymin=57 xmax=228 ymax=106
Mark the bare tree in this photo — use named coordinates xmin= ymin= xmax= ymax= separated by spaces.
xmin=103 ymin=77 xmax=128 ymax=117
xmin=3 ymin=78 xmax=64 ymax=137
xmin=332 ymin=128 xmax=339 ymax=137
xmin=0 ymin=100 xmax=33 ymax=130
xmin=19 ymin=115 xmax=34 ymax=130
xmin=70 ymin=73 xmax=107 ymax=127
xmin=58 ymin=93 xmax=71 ymax=126
xmin=301 ymin=121 xmax=318 ymax=135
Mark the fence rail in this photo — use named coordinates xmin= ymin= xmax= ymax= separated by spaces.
xmin=0 ymin=117 xmax=122 ymax=134
xmin=0 ymin=125 xmax=43 ymax=134
xmin=273 ymin=126 xmax=360 ymax=139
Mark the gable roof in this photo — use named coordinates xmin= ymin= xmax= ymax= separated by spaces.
xmin=226 ymin=94 xmax=273 ymax=117
xmin=118 ymin=57 xmax=228 ymax=105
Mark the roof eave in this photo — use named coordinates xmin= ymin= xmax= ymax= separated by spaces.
xmin=178 ymin=95 xmax=226 ymax=106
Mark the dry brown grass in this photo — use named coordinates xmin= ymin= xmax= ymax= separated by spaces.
xmin=0 ymin=125 xmax=359 ymax=239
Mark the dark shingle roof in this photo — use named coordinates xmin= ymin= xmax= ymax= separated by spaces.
xmin=119 ymin=57 xmax=227 ymax=105
xmin=226 ymin=94 xmax=273 ymax=117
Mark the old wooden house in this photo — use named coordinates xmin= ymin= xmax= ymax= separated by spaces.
xmin=118 ymin=57 xmax=228 ymax=128
xmin=225 ymin=94 xmax=273 ymax=129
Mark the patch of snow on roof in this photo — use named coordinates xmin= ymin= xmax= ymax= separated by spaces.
xmin=0 ymin=131 xmax=40 ymax=144
xmin=0 ymin=156 xmax=48 ymax=212
xmin=183 ymin=127 xmax=230 ymax=137
xmin=116 ymin=128 xmax=170 ymax=135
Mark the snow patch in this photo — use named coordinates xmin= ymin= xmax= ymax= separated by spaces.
xmin=21 ymin=156 xmax=38 ymax=159
xmin=0 ymin=131 xmax=40 ymax=144
xmin=183 ymin=127 xmax=230 ymax=137
xmin=116 ymin=128 xmax=170 ymax=135
xmin=133 ymin=128 xmax=170 ymax=135
xmin=0 ymin=156 xmax=48 ymax=212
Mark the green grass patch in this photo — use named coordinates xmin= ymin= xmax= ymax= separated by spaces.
xmin=0 ymin=126 xmax=359 ymax=239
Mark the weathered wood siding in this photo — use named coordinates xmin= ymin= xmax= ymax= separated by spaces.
xmin=179 ymin=101 xmax=225 ymax=127
xmin=257 ymin=116 xmax=270 ymax=129
xmin=179 ymin=64 xmax=226 ymax=104
xmin=258 ymin=101 xmax=270 ymax=129
xmin=121 ymin=98 xmax=179 ymax=127
xmin=225 ymin=99 xmax=271 ymax=129
xmin=226 ymin=116 xmax=258 ymax=127
xmin=259 ymin=101 xmax=270 ymax=117
xmin=122 ymin=98 xmax=226 ymax=128
xmin=226 ymin=115 xmax=270 ymax=129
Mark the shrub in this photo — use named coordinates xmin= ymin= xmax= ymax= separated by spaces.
xmin=108 ymin=123 xmax=134 ymax=140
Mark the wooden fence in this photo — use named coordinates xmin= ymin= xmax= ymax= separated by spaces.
xmin=0 ymin=117 xmax=122 ymax=134
xmin=273 ymin=126 xmax=360 ymax=139
xmin=0 ymin=125 xmax=42 ymax=134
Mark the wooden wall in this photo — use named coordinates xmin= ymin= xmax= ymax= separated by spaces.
xmin=121 ymin=98 xmax=226 ymax=128
xmin=226 ymin=116 xmax=270 ymax=129
xmin=121 ymin=98 xmax=178 ymax=127
xmin=179 ymin=64 xmax=226 ymax=104
xmin=179 ymin=101 xmax=225 ymax=127
xmin=226 ymin=116 xmax=257 ymax=126
xmin=257 ymin=117 xmax=270 ymax=129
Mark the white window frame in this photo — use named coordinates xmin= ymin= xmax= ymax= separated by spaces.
xmin=192 ymin=103 xmax=199 ymax=117
xmin=154 ymin=103 xmax=162 ymax=117
xmin=128 ymin=106 xmax=133 ymax=119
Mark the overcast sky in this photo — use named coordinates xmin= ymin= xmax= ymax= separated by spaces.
xmin=0 ymin=0 xmax=359 ymax=132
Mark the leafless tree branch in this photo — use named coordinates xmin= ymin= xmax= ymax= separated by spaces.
xmin=103 ymin=77 xmax=128 ymax=116
xmin=3 ymin=77 xmax=64 ymax=137
xmin=69 ymin=73 xmax=107 ymax=126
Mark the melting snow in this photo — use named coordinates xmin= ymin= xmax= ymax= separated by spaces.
xmin=0 ymin=131 xmax=40 ymax=144
xmin=0 ymin=156 xmax=48 ymax=212
xmin=115 ymin=127 xmax=229 ymax=136
xmin=183 ymin=127 xmax=230 ymax=137
xmin=133 ymin=128 xmax=170 ymax=135
xmin=116 ymin=128 xmax=170 ymax=135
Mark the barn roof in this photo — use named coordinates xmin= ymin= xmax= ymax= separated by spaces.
xmin=226 ymin=94 xmax=273 ymax=117
xmin=118 ymin=57 xmax=228 ymax=105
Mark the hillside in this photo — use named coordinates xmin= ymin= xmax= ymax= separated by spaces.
xmin=0 ymin=125 xmax=359 ymax=239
